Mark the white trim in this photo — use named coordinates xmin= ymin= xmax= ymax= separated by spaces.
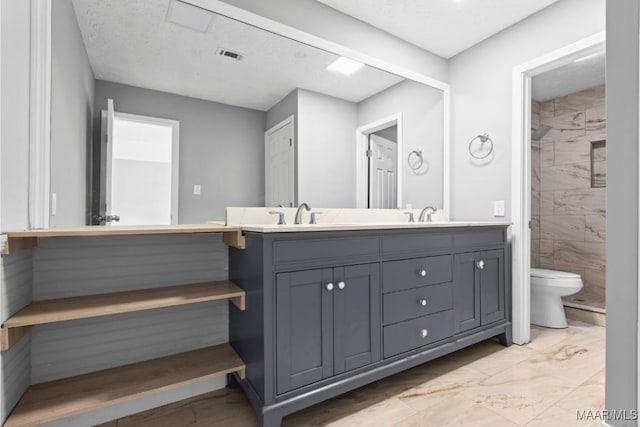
xmin=265 ymin=115 xmax=295 ymax=208
xmin=182 ymin=0 xmax=451 ymax=215
xmin=356 ymin=113 xmax=403 ymax=209
xmin=104 ymin=111 xmax=181 ymax=225
xmin=28 ymin=0 xmax=52 ymax=229
xmin=510 ymin=31 xmax=605 ymax=345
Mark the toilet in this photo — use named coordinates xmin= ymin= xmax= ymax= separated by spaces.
xmin=530 ymin=268 xmax=583 ymax=328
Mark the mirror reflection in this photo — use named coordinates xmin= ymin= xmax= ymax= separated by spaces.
xmin=51 ymin=0 xmax=444 ymax=225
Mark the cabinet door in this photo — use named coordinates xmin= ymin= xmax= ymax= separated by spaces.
xmin=333 ymin=264 xmax=381 ymax=375
xmin=479 ymin=249 xmax=505 ymax=325
xmin=276 ymin=268 xmax=334 ymax=395
xmin=453 ymin=252 xmax=480 ymax=333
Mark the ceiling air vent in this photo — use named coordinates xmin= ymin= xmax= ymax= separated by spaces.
xmin=216 ymin=48 xmax=244 ymax=61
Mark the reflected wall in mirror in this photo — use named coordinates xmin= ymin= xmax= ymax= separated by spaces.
xmin=50 ymin=0 xmax=446 ymax=226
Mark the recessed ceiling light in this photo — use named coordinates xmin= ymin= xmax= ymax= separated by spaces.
xmin=574 ymin=52 xmax=602 ymax=63
xmin=327 ymin=57 xmax=365 ymax=76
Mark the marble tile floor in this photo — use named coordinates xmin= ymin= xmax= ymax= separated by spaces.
xmin=101 ymin=321 xmax=605 ymax=427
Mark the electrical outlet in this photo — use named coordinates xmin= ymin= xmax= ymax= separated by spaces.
xmin=493 ymin=200 xmax=505 ymax=217
xmin=193 ymin=185 xmax=201 ymax=195
xmin=51 ymin=193 xmax=57 ymax=215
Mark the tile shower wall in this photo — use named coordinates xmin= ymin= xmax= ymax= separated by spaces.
xmin=531 ymin=85 xmax=606 ymax=308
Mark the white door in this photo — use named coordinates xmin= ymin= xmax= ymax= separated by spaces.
xmin=103 ymin=101 xmax=180 ymax=225
xmin=265 ymin=117 xmax=294 ymax=207
xmin=369 ymin=134 xmax=397 ymax=209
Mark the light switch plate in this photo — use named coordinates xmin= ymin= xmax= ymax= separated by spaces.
xmin=493 ymin=200 xmax=505 ymax=217
xmin=193 ymin=185 xmax=201 ymax=195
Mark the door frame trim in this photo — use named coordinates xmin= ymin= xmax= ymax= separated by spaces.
xmin=28 ymin=0 xmax=52 ymax=229
xmin=510 ymin=31 xmax=605 ymax=344
xmin=265 ymin=115 xmax=295 ymax=207
xmin=101 ymin=110 xmax=181 ymax=225
xmin=356 ymin=113 xmax=403 ymax=209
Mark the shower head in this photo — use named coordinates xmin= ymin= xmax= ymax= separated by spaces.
xmin=531 ymin=124 xmax=552 ymax=141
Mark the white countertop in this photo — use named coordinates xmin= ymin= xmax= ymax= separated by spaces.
xmin=240 ymin=221 xmax=511 ymax=233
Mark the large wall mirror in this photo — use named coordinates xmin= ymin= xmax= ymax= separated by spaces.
xmin=49 ymin=0 xmax=449 ymax=226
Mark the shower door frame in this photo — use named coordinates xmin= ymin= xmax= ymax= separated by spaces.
xmin=510 ymin=32 xmax=605 ymax=345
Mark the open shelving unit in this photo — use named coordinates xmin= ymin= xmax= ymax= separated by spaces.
xmin=0 ymin=280 xmax=245 ymax=351
xmin=3 ymin=343 xmax=245 ymax=427
xmin=0 ymin=224 xmax=249 ymax=426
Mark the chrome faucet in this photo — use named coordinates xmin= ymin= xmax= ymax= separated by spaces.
xmin=418 ymin=206 xmax=437 ymax=222
xmin=294 ymin=202 xmax=311 ymax=224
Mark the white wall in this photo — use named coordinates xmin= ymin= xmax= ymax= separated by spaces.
xmin=0 ymin=0 xmax=31 ymax=231
xmin=50 ymin=0 xmax=95 ymax=226
xmin=216 ymin=0 xmax=448 ymax=83
xmin=297 ymin=89 xmax=358 ymax=207
xmin=448 ymin=0 xmax=605 ymax=220
xmin=358 ymin=81 xmax=444 ymax=209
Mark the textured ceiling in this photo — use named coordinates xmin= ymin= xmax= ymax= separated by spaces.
xmin=315 ymin=0 xmax=559 ymax=58
xmin=71 ymin=0 xmax=404 ymax=111
xmin=532 ymin=50 xmax=606 ymax=102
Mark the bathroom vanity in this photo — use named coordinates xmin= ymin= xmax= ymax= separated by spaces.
xmin=228 ymin=223 xmax=511 ymax=426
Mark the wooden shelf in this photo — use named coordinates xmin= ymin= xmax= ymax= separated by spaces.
xmin=0 ymin=281 xmax=245 ymax=351
xmin=1 ymin=224 xmax=245 ymax=255
xmin=3 ymin=343 xmax=245 ymax=427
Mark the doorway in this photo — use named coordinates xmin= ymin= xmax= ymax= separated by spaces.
xmin=95 ymin=100 xmax=180 ymax=225
xmin=356 ymin=113 xmax=403 ymax=209
xmin=511 ymin=32 xmax=605 ymax=344
xmin=265 ymin=115 xmax=295 ymax=208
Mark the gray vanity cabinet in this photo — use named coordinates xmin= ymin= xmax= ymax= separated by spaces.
xmin=229 ymin=226 xmax=511 ymax=427
xmin=275 ymin=264 xmax=380 ymax=395
xmin=453 ymin=249 xmax=506 ymax=333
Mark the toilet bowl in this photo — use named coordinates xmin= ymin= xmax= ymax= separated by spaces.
xmin=530 ymin=268 xmax=583 ymax=328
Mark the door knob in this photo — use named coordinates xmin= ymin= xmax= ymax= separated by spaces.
xmin=476 ymin=260 xmax=485 ymax=270
xmin=418 ymin=269 xmax=427 ymax=277
xmin=337 ymin=281 xmax=345 ymax=290
xmin=326 ymin=283 xmax=334 ymax=291
xmin=418 ymin=298 xmax=427 ymax=307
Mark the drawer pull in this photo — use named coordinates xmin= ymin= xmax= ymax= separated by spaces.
xmin=326 ymin=283 xmax=334 ymax=291
xmin=418 ymin=298 xmax=427 ymax=307
xmin=418 ymin=269 xmax=427 ymax=277
xmin=420 ymin=329 xmax=428 ymax=338
xmin=476 ymin=260 xmax=485 ymax=270
xmin=338 ymin=281 xmax=345 ymax=290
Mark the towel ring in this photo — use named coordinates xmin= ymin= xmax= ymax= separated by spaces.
xmin=468 ymin=134 xmax=494 ymax=159
xmin=408 ymin=150 xmax=424 ymax=171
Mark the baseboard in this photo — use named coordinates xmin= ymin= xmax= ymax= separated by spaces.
xmin=565 ymin=306 xmax=606 ymax=327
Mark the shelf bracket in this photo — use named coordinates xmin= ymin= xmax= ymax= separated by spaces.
xmin=1 ymin=325 xmax=31 ymax=351
xmin=223 ymin=230 xmax=245 ymax=249
xmin=1 ymin=236 xmax=38 ymax=256
xmin=230 ymin=294 xmax=246 ymax=311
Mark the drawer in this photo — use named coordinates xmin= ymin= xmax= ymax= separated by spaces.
xmin=383 ymin=282 xmax=453 ymax=325
xmin=273 ymin=236 xmax=379 ymax=265
xmin=382 ymin=255 xmax=452 ymax=293
xmin=383 ymin=310 xmax=454 ymax=358
xmin=382 ymin=231 xmax=453 ymax=254
xmin=454 ymin=228 xmax=505 ymax=249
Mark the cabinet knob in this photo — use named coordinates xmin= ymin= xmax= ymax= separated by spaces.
xmin=418 ymin=298 xmax=427 ymax=307
xmin=418 ymin=269 xmax=427 ymax=277
xmin=337 ymin=281 xmax=345 ymax=290
xmin=326 ymin=283 xmax=334 ymax=291
xmin=476 ymin=260 xmax=485 ymax=270
xmin=420 ymin=329 xmax=428 ymax=338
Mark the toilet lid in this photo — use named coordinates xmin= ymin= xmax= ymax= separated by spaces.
xmin=531 ymin=268 xmax=581 ymax=279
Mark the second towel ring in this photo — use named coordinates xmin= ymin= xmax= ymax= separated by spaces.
xmin=408 ymin=150 xmax=424 ymax=170
xmin=468 ymin=134 xmax=494 ymax=159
